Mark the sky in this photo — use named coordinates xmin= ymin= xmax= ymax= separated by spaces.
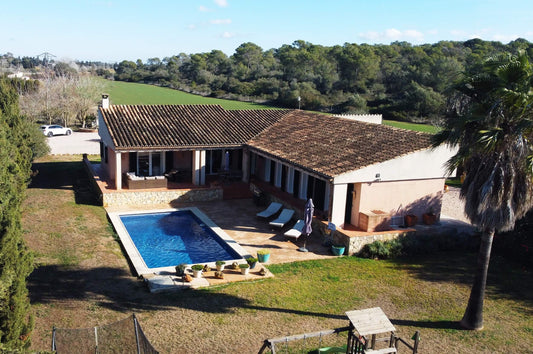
xmin=1 ymin=0 xmax=532 ymax=63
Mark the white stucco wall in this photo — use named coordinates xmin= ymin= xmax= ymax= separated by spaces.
xmin=333 ymin=144 xmax=456 ymax=184
xmin=329 ymin=144 xmax=456 ymax=228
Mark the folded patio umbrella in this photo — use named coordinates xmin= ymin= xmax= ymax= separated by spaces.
xmin=299 ymin=198 xmax=314 ymax=252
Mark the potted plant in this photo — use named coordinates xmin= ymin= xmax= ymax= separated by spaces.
xmin=175 ymin=263 xmax=187 ymax=276
xmin=246 ymin=257 xmax=258 ymax=269
xmin=239 ymin=263 xmax=250 ymax=275
xmin=215 ymin=260 xmax=226 ymax=271
xmin=257 ymin=250 xmax=270 ymax=263
xmin=404 ymin=214 xmax=417 ymax=227
xmin=331 ymin=244 xmax=345 ymax=256
xmin=191 ymin=264 xmax=204 ymax=278
xmin=423 ymin=209 xmax=437 ymax=225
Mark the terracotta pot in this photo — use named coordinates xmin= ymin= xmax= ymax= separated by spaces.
xmin=423 ymin=213 xmax=437 ymax=225
xmin=404 ymin=214 xmax=418 ymax=227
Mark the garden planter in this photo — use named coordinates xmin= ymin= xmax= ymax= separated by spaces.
xmin=423 ymin=213 xmax=437 ymax=225
xmin=257 ymin=253 xmax=270 ymax=263
xmin=404 ymin=214 xmax=418 ymax=227
xmin=216 ymin=264 xmax=225 ymax=272
xmin=192 ymin=269 xmax=203 ymax=278
xmin=331 ymin=245 xmax=345 ymax=256
xmin=240 ymin=267 xmax=250 ymax=275
xmin=249 ymin=261 xmax=257 ymax=269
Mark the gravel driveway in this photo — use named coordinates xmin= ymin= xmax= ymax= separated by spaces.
xmin=47 ymin=131 xmax=100 ymax=155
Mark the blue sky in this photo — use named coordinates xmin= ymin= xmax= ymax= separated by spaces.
xmin=1 ymin=0 xmax=532 ymax=63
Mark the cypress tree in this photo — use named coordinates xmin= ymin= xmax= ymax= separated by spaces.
xmin=0 ymin=77 xmax=34 ymax=349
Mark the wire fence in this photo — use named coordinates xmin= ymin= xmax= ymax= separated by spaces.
xmin=52 ymin=313 xmax=158 ymax=354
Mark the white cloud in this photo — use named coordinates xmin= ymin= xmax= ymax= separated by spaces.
xmin=359 ymin=28 xmax=424 ymax=43
xmin=187 ymin=24 xmax=196 ymax=30
xmin=199 ymin=5 xmax=212 ymax=12
xmin=221 ymin=31 xmax=235 ymax=38
xmin=210 ymin=18 xmax=232 ymax=25
xmin=214 ymin=0 xmax=228 ymax=7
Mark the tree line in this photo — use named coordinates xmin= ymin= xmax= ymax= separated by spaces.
xmin=112 ymin=38 xmax=533 ymax=123
xmin=0 ymin=77 xmax=49 ymax=350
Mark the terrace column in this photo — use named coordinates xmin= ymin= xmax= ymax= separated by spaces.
xmin=193 ymin=150 xmax=206 ymax=185
xmin=242 ymin=149 xmax=250 ymax=182
xmin=330 ymin=183 xmax=347 ymax=228
xmin=115 ymin=151 xmax=122 ymax=190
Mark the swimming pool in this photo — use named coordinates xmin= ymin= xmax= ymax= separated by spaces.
xmin=108 ymin=207 xmax=247 ymax=275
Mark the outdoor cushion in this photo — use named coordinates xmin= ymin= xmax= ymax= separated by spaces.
xmin=284 ymin=219 xmax=304 ymax=239
xmin=269 ymin=209 xmax=295 ymax=228
xmin=256 ymin=202 xmax=283 ymax=218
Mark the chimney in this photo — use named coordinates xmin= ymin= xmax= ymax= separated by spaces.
xmin=101 ymin=94 xmax=109 ymax=109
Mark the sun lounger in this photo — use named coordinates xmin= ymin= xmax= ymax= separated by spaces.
xmin=256 ymin=202 xmax=283 ymax=219
xmin=269 ymin=209 xmax=295 ymax=228
xmin=284 ymin=219 xmax=304 ymax=240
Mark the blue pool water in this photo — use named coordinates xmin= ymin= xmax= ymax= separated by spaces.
xmin=119 ymin=210 xmax=242 ymax=268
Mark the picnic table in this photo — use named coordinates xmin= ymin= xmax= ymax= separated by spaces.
xmin=345 ymin=307 xmax=397 ymax=353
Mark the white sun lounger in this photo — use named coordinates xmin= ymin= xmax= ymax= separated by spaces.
xmin=256 ymin=202 xmax=283 ymax=219
xmin=269 ymin=209 xmax=295 ymax=228
xmin=284 ymin=219 xmax=304 ymax=240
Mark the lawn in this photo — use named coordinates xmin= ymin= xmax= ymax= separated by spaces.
xmin=103 ymin=80 xmax=278 ymax=109
xmin=22 ymin=155 xmax=532 ymax=353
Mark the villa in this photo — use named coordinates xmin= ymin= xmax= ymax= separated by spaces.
xmin=97 ymin=95 xmax=454 ymax=236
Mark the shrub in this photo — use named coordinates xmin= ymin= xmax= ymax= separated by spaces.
xmin=191 ymin=264 xmax=204 ymax=271
xmin=358 ymin=232 xmax=478 ymax=260
xmin=359 ymin=239 xmax=402 ymax=259
xmin=246 ymin=257 xmax=258 ymax=265
xmin=257 ymin=250 xmax=270 ymax=255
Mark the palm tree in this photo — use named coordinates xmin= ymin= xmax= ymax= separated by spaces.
xmin=433 ymin=52 xmax=533 ymax=330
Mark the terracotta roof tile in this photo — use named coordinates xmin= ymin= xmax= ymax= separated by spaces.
xmin=100 ymin=105 xmax=291 ymax=150
xmin=247 ymin=111 xmax=433 ymax=177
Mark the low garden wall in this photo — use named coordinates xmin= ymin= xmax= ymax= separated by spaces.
xmin=102 ymin=188 xmax=223 ymax=207
xmin=315 ymin=221 xmax=415 ymax=255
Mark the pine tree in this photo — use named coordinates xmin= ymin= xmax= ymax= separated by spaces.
xmin=0 ymin=77 xmax=34 ymax=349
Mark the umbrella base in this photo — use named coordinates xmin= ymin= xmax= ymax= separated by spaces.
xmin=298 ymin=247 xmax=308 ymax=252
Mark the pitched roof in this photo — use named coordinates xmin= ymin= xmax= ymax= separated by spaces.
xmin=100 ymin=104 xmax=433 ymax=177
xmin=99 ymin=104 xmax=290 ymax=150
xmin=247 ymin=111 xmax=433 ymax=178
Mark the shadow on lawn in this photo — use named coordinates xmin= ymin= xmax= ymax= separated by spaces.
xmin=390 ymin=252 xmax=533 ymax=311
xmin=28 ymin=265 xmax=250 ymax=313
xmin=28 ymin=265 xmax=343 ymax=321
xmin=30 ymin=160 xmax=100 ymax=205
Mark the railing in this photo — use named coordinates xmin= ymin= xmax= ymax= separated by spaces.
xmin=259 ymin=328 xmax=421 ymax=354
xmin=258 ymin=326 xmax=351 ymax=354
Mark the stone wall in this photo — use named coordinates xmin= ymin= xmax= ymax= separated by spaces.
xmin=102 ymin=188 xmax=222 ymax=207
xmin=316 ymin=221 xmax=414 ymax=255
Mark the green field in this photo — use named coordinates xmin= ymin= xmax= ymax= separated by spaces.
xmin=103 ymin=80 xmax=277 ymax=109
xmin=102 ymin=80 xmax=439 ymax=133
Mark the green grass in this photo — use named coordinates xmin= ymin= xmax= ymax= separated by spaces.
xmin=103 ymin=80 xmax=278 ymax=109
xmin=383 ymin=119 xmax=440 ymax=134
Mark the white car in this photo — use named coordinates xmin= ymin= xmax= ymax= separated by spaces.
xmin=41 ymin=125 xmax=72 ymax=137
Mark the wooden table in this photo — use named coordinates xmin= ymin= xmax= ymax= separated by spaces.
xmin=345 ymin=307 xmax=397 ymax=353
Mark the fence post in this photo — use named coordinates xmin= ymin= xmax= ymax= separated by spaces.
xmin=412 ymin=331 xmax=420 ymax=354
xmin=95 ymin=326 xmax=98 ymax=354
xmin=133 ymin=313 xmax=141 ymax=354
xmin=51 ymin=326 xmax=56 ymax=351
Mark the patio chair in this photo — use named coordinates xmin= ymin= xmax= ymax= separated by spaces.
xmin=284 ymin=219 xmax=304 ymax=240
xmin=256 ymin=202 xmax=283 ymax=219
xmin=269 ymin=209 xmax=295 ymax=228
